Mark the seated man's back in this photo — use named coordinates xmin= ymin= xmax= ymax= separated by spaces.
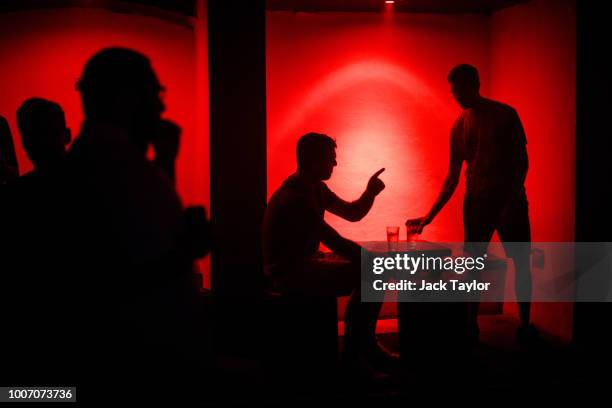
xmin=263 ymin=173 xmax=332 ymax=279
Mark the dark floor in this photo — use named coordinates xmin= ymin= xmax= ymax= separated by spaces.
xmin=199 ymin=314 xmax=602 ymax=406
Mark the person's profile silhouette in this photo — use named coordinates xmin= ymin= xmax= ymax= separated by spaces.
xmin=17 ymin=98 xmax=71 ymax=173
xmin=63 ymin=47 xmax=209 ymax=398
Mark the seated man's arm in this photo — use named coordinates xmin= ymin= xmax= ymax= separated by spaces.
xmin=319 ymin=220 xmax=361 ymax=263
xmin=326 ymin=168 xmax=385 ymax=222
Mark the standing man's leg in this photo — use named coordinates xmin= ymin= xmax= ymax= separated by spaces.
xmin=498 ymin=192 xmax=533 ymax=328
xmin=463 ymin=195 xmax=497 ymax=339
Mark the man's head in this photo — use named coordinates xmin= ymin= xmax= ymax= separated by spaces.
xmin=17 ymin=98 xmax=70 ymax=170
xmin=296 ymin=132 xmax=337 ymax=181
xmin=78 ymin=47 xmax=165 ymax=152
xmin=448 ymin=64 xmax=481 ymax=109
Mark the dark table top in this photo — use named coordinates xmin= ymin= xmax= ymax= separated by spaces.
xmin=361 ymin=241 xmax=452 ymax=256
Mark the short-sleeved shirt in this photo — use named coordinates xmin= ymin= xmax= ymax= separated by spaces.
xmin=451 ymin=98 xmax=528 ymax=198
xmin=262 ymin=173 xmax=342 ymax=275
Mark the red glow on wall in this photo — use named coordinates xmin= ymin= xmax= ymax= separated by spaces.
xmin=0 ymin=7 xmax=208 ymax=209
xmin=490 ymin=0 xmax=576 ymax=340
xmin=267 ymin=11 xmax=490 ymax=243
xmin=267 ymin=1 xmax=576 ymax=340
xmin=0 ymin=6 xmax=210 ymax=286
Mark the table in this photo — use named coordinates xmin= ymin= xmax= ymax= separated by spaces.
xmin=362 ymin=241 xmax=472 ymax=369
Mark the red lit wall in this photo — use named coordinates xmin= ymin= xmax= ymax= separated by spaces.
xmin=267 ymin=11 xmax=491 ymax=243
xmin=0 ymin=6 xmax=210 ymax=285
xmin=491 ymin=0 xmax=576 ymax=341
xmin=266 ymin=11 xmax=491 ymax=323
xmin=267 ymin=4 xmax=576 ymax=340
xmin=0 ymin=7 xmax=208 ymax=208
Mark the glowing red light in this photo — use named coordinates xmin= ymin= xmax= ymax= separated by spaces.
xmin=385 ymin=0 xmax=395 ymax=4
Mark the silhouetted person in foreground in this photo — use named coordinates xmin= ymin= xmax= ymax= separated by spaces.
xmin=406 ymin=64 xmax=537 ymax=345
xmin=0 ymin=114 xmax=18 ymax=280
xmin=12 ymin=97 xmax=71 ymax=249
xmin=13 ymin=97 xmax=71 ymax=262
xmin=0 ymin=115 xmax=19 ymax=184
xmin=0 ymin=115 xmax=20 ymax=381
xmin=64 ymin=47 xmax=209 ymax=399
xmin=17 ymin=98 xmax=71 ymax=177
xmin=0 ymin=99 xmax=73 ymax=384
xmin=263 ymin=132 xmax=395 ymax=378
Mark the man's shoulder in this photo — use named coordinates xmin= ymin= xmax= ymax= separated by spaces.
xmin=268 ymin=177 xmax=303 ymax=206
xmin=267 ymin=175 xmax=329 ymax=209
xmin=484 ymin=98 xmax=518 ymax=117
xmin=318 ymin=180 xmax=333 ymax=194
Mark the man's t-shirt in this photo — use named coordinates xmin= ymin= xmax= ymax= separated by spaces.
xmin=262 ymin=173 xmax=344 ymax=277
xmin=451 ymin=98 xmax=528 ymax=198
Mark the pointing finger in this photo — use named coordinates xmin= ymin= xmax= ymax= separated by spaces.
xmin=372 ymin=168 xmax=385 ymax=178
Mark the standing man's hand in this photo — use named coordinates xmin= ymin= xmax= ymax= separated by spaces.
xmin=366 ymin=168 xmax=386 ymax=196
xmin=405 ymin=216 xmax=432 ymax=234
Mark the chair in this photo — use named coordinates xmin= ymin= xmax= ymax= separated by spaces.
xmin=261 ymin=288 xmax=341 ymax=384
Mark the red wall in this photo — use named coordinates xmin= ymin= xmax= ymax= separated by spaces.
xmin=267 ymin=11 xmax=491 ymax=243
xmin=491 ymin=0 xmax=576 ymax=341
xmin=0 ymin=7 xmax=208 ymax=209
xmin=0 ymin=6 xmax=211 ymax=286
xmin=0 ymin=4 xmax=575 ymax=337
xmin=266 ymin=11 xmax=491 ymax=321
xmin=267 ymin=4 xmax=576 ymax=340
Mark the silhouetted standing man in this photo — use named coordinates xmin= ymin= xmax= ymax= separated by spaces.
xmin=0 ymin=116 xmax=21 ymax=383
xmin=13 ymin=97 xmax=71 ymax=275
xmin=66 ymin=47 xmax=209 ymax=398
xmin=1 ymin=98 xmax=72 ymax=383
xmin=406 ymin=64 xmax=537 ymax=345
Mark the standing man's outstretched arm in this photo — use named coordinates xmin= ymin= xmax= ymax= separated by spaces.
xmin=406 ymin=140 xmax=463 ymax=232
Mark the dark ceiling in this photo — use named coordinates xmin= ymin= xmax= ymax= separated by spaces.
xmin=0 ymin=0 xmax=197 ymax=17
xmin=0 ymin=0 xmax=528 ymax=17
xmin=267 ymin=0 xmax=528 ymax=14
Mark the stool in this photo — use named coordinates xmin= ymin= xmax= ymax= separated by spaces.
xmin=261 ymin=290 xmax=339 ymax=382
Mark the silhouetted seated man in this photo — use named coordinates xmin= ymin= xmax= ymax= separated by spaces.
xmin=262 ymin=132 xmax=394 ymax=375
xmin=406 ymin=64 xmax=537 ymax=345
xmin=64 ymin=47 xmax=209 ymax=397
